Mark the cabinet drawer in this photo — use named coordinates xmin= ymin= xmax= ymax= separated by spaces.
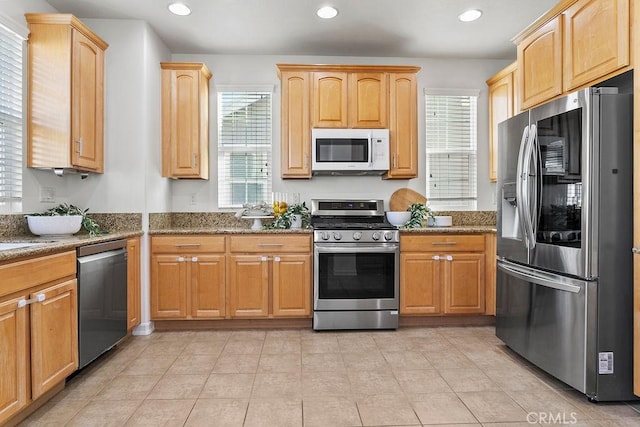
xmin=151 ymin=235 xmax=225 ymax=253
xmin=0 ymin=251 xmax=76 ymax=298
xmin=229 ymin=235 xmax=311 ymax=253
xmin=401 ymin=234 xmax=485 ymax=252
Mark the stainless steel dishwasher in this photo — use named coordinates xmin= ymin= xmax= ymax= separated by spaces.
xmin=77 ymin=239 xmax=128 ymax=369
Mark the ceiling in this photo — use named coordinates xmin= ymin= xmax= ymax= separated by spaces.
xmin=45 ymin=0 xmax=557 ymax=59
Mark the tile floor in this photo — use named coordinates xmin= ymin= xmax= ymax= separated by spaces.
xmin=19 ymin=326 xmax=640 ymax=426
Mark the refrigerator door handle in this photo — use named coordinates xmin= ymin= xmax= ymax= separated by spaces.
xmin=515 ymin=125 xmax=530 ymax=244
xmin=498 ymin=261 xmax=582 ymax=293
xmin=521 ymin=124 xmax=537 ymax=249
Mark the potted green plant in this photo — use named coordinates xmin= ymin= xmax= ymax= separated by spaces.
xmin=287 ymin=202 xmax=310 ymax=229
xmin=26 ymin=203 xmax=106 ymax=236
xmin=405 ymin=202 xmax=434 ymax=228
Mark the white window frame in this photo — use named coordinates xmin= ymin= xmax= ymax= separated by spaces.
xmin=217 ymin=85 xmax=273 ymax=209
xmin=0 ymin=13 xmax=27 ymax=213
xmin=424 ymin=88 xmax=479 ymax=211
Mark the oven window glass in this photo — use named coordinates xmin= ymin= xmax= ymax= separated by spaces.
xmin=316 ymin=138 xmax=368 ymax=163
xmin=317 ymin=252 xmax=395 ymax=299
xmin=535 ymin=108 xmax=582 ymax=248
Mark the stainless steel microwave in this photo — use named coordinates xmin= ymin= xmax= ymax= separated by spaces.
xmin=311 ymin=128 xmax=390 ymax=175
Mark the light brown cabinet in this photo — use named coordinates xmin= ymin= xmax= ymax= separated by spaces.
xmin=280 ymin=70 xmax=311 ymax=178
xmin=400 ymin=234 xmax=486 ymax=315
xmin=277 ymin=64 xmax=420 ymax=179
xmin=562 ymin=0 xmax=629 ymax=91
xmin=161 ymin=62 xmax=212 ymax=179
xmin=150 ymin=236 xmax=226 ymax=319
xmin=386 ymin=73 xmax=418 ymax=179
xmin=228 ymin=235 xmax=312 ymax=318
xmin=0 ymin=252 xmax=78 ymax=426
xmin=26 ymin=13 xmax=108 ymax=174
xmin=487 ymin=62 xmax=517 ymax=182
xmin=127 ymin=237 xmax=141 ymax=331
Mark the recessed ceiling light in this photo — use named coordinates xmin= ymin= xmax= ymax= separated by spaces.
xmin=168 ymin=2 xmax=191 ymax=16
xmin=317 ymin=6 xmax=338 ymax=19
xmin=458 ymin=9 xmax=482 ymax=22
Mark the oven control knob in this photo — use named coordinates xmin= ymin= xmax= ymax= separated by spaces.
xmin=333 ymin=232 xmax=342 ymax=241
xmin=372 ymin=232 xmax=381 ymax=241
xmin=383 ymin=231 xmax=394 ymax=241
xmin=352 ymin=232 xmax=362 ymax=241
xmin=320 ymin=232 xmax=331 ymax=241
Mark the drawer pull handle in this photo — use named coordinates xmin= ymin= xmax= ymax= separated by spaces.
xmin=17 ymin=293 xmax=46 ymax=308
xmin=257 ymin=243 xmax=284 ymax=247
xmin=174 ymin=243 xmax=201 ymax=248
xmin=432 ymin=242 xmax=457 ymax=246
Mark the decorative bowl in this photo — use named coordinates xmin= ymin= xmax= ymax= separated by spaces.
xmin=26 ymin=215 xmax=83 ymax=236
xmin=386 ymin=211 xmax=411 ymax=227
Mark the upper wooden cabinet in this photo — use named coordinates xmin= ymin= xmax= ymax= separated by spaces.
xmin=516 ymin=16 xmax=563 ymax=111
xmin=26 ymin=14 xmax=108 ymax=174
xmin=277 ymin=64 xmax=420 ymax=179
xmin=514 ymin=0 xmax=630 ymax=110
xmin=385 ymin=73 xmax=418 ymax=179
xmin=563 ymin=0 xmax=629 ymax=91
xmin=486 ymin=62 xmax=517 ymax=182
xmin=280 ymin=71 xmax=311 ymax=178
xmin=161 ymin=62 xmax=212 ymax=179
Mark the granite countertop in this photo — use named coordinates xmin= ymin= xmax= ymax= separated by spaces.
xmin=149 ymin=227 xmax=313 ymax=235
xmin=401 ymin=225 xmax=496 ymax=234
xmin=0 ymin=231 xmax=143 ymax=262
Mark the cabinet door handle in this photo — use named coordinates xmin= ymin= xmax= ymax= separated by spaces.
xmin=178 ymin=256 xmax=185 ymax=262
xmin=174 ymin=243 xmax=201 ymax=248
xmin=191 ymin=256 xmax=198 ymax=262
xmin=257 ymin=243 xmax=284 ymax=247
xmin=393 ymin=153 xmax=397 ymax=168
xmin=18 ymin=293 xmax=46 ymax=308
xmin=432 ymin=242 xmax=457 ymax=246
xmin=75 ymin=137 xmax=83 ymax=154
xmin=446 ymin=255 xmax=453 ymax=261
xmin=304 ymin=153 xmax=309 ymax=169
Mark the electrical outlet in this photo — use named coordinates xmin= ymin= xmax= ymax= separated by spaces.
xmin=190 ymin=193 xmax=197 ymax=205
xmin=40 ymin=187 xmax=55 ymax=203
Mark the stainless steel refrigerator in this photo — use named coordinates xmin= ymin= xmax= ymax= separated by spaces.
xmin=496 ymin=86 xmax=635 ymax=401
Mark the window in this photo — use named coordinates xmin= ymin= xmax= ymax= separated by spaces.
xmin=425 ymin=89 xmax=478 ymax=210
xmin=0 ymin=21 xmax=25 ymax=210
xmin=217 ymin=87 xmax=272 ymax=209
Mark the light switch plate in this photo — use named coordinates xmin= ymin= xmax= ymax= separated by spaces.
xmin=40 ymin=186 xmax=55 ymax=203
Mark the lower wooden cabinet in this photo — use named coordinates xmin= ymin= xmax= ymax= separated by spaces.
xmin=150 ymin=236 xmax=226 ymax=319
xmin=400 ymin=234 xmax=486 ymax=315
xmin=127 ymin=237 xmax=141 ymax=331
xmin=0 ymin=252 xmax=78 ymax=425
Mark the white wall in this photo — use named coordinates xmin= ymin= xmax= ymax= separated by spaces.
xmin=171 ymin=54 xmax=509 ymax=212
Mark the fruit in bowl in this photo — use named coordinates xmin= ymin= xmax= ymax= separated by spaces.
xmin=386 ymin=211 xmax=411 ymax=227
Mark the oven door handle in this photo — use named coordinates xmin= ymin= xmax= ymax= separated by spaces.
xmin=315 ymin=244 xmax=399 ymax=254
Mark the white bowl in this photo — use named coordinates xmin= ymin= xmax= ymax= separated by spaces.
xmin=432 ymin=215 xmax=453 ymax=227
xmin=26 ymin=215 xmax=83 ymax=236
xmin=386 ymin=211 xmax=411 ymax=227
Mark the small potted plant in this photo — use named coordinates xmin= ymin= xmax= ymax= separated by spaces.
xmin=26 ymin=203 xmax=106 ymax=236
xmin=286 ymin=202 xmax=310 ymax=229
xmin=405 ymin=202 xmax=434 ymax=228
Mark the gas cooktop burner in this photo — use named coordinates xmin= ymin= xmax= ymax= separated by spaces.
xmin=313 ymin=222 xmax=396 ymax=230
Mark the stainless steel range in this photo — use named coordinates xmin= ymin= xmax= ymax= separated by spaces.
xmin=311 ymin=199 xmax=399 ymax=330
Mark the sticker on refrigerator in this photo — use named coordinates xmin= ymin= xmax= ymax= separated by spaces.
xmin=598 ymin=352 xmax=614 ymax=374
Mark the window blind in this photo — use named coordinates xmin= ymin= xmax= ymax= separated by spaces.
xmin=425 ymin=91 xmax=478 ymax=210
xmin=0 ymin=23 xmax=23 ymax=204
xmin=217 ymin=89 xmax=272 ymax=208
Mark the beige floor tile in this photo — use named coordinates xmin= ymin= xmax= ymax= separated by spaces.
xmin=337 ymin=334 xmax=378 ymax=353
xmin=342 ymin=351 xmax=388 ymax=371
xmin=302 ymin=371 xmax=352 ymax=397
xmin=457 ymin=390 xmax=529 ymax=423
xmin=397 ymin=327 xmax=444 ymax=339
xmin=222 ymin=338 xmax=264 ymax=354
xmin=18 ymin=397 xmax=89 ymax=426
xmin=184 ymin=398 xmax=248 ymax=427
xmin=166 ymin=353 xmax=218 ymax=375
xmin=596 ymin=419 xmax=640 ymax=426
xmin=301 ymin=334 xmax=340 ymax=353
xmin=147 ymin=374 xmax=207 ymax=399
xmin=439 ymin=368 xmax=500 ymax=392
xmin=200 ymin=373 xmax=255 ymax=398
xmin=303 ymin=397 xmax=362 ymax=427
xmin=262 ymin=337 xmax=302 ymax=354
xmin=371 ymin=335 xmax=411 ymax=352
xmin=356 ymin=394 xmax=420 ymax=426
xmin=301 ymin=352 xmax=346 ymax=372
xmin=94 ymin=375 xmax=161 ymax=401
xmin=57 ymin=373 xmax=112 ymax=400
xmin=410 ymin=392 xmax=478 ymax=425
xmin=404 ymin=336 xmax=452 ymax=352
xmin=348 ymin=370 xmax=403 ymax=396
xmin=182 ymin=339 xmax=226 ymax=356
xmin=423 ymin=348 xmax=477 ymax=370
xmin=382 ymin=350 xmax=431 ymax=370
xmin=251 ymin=372 xmax=301 ymax=398
xmin=124 ymin=399 xmax=196 ymax=426
xmin=189 ymin=330 xmax=232 ymax=341
xmin=212 ymin=353 xmax=260 ymax=373
xmin=228 ymin=330 xmax=266 ymax=341
xmin=258 ymin=352 xmax=301 ymax=373
xmin=483 ymin=365 xmax=556 ymax=392
xmin=265 ymin=329 xmax=302 ymax=339
xmin=65 ymin=399 xmax=142 ymax=427
xmin=120 ymin=354 xmax=178 ymax=376
xmin=139 ymin=341 xmax=187 ymax=357
xmin=394 ymin=369 xmax=453 ymax=394
xmin=243 ymin=398 xmax=302 ymax=427
xmin=81 ymin=355 xmax=130 ymax=379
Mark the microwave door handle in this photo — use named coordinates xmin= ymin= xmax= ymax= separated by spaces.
xmin=515 ymin=125 xmax=529 ymax=245
xmin=368 ymin=133 xmax=373 ymax=166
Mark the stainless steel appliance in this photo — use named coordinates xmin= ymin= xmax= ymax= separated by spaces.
xmin=312 ymin=199 xmax=399 ymax=330
xmin=77 ymin=239 xmax=128 ymax=369
xmin=311 ymin=128 xmax=390 ymax=175
xmin=496 ymin=86 xmax=635 ymax=401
